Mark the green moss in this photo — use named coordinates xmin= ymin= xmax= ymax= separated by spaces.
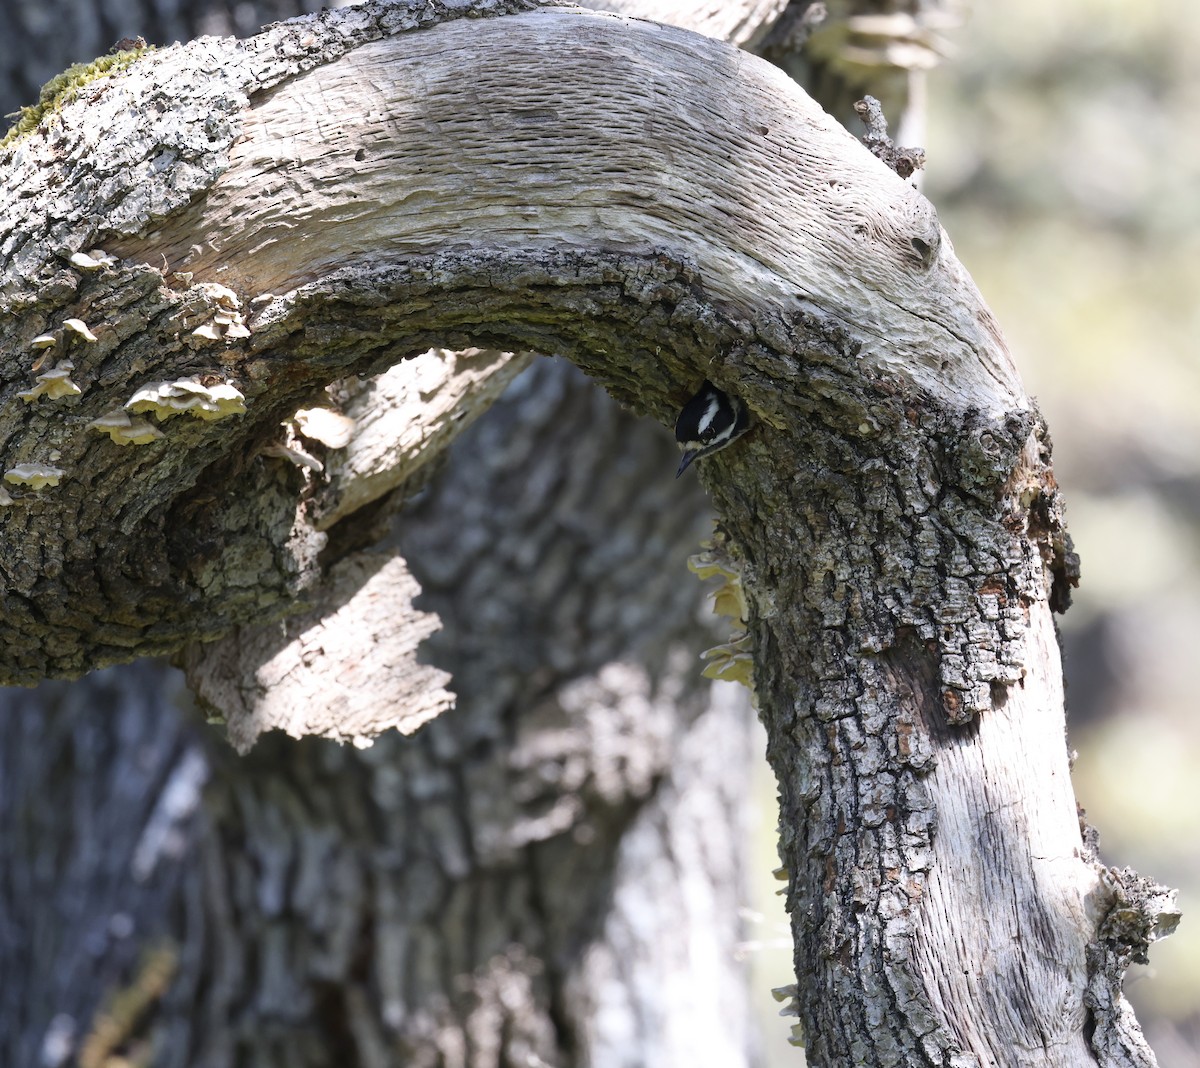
xmin=1 ymin=44 xmax=154 ymax=150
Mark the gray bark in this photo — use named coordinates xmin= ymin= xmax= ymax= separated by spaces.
xmin=0 ymin=1 xmax=759 ymax=1065
xmin=1 ymin=608 xmax=754 ymax=1067
xmin=0 ymin=356 xmax=759 ymax=1066
xmin=0 ymin=1 xmax=1180 ymax=1066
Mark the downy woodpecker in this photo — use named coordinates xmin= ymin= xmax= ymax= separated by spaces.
xmin=674 ymin=381 xmax=750 ymax=477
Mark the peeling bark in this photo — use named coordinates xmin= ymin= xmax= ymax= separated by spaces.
xmin=178 ymin=551 xmax=455 ymax=751
xmin=1 ymin=3 xmax=764 ymax=1066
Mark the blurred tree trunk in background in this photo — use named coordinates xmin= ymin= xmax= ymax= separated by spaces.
xmin=0 ymin=2 xmax=966 ymax=1065
xmin=0 ymin=363 xmax=757 ymax=1068
xmin=0 ymin=2 xmax=757 ymax=1064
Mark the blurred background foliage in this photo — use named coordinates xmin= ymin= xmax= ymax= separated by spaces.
xmin=753 ymin=1 xmax=1200 ymax=1063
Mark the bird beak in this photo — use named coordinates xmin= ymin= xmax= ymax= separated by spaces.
xmin=675 ymin=449 xmax=698 ymax=478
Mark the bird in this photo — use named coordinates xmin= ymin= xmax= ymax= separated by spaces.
xmin=674 ymin=380 xmax=750 ymax=477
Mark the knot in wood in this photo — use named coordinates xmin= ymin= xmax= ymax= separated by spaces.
xmin=949 ymin=408 xmax=1035 ymax=499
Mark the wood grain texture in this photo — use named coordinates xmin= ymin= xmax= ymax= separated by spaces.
xmin=313 ymin=347 xmax=529 ymax=529
xmin=110 ymin=6 xmax=1017 ymax=413
xmin=579 ymin=0 xmax=791 ymax=49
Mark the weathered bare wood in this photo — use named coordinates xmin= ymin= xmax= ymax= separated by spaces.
xmin=172 ymin=344 xmax=528 ymax=745
xmin=578 ymin=0 xmax=791 ymax=48
xmin=105 ymin=10 xmax=1013 ymax=410
xmin=312 ymin=348 xmax=529 ymax=530
xmin=178 ymin=551 xmax=454 ymax=751
xmin=0 ymin=5 xmax=759 ymax=1066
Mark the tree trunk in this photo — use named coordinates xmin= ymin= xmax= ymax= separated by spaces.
xmin=0 ymin=1 xmax=1179 ymax=1065
xmin=0 ymin=2 xmax=759 ymax=1064
xmin=1 ymin=635 xmax=755 ymax=1067
xmin=0 ymin=355 xmax=763 ymax=1066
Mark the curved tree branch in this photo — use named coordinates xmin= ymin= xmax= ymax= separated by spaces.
xmin=0 ymin=1 xmax=1177 ymax=1064
xmin=1 ymin=0 xmax=1008 ymax=676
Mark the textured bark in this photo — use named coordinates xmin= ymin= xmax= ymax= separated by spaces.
xmin=0 ymin=1 xmax=1180 ymax=1066
xmin=0 ymin=2 xmax=759 ymax=1065
xmin=178 ymin=346 xmax=529 ymax=750
xmin=178 ymin=551 xmax=457 ymax=750
xmin=0 ymin=599 xmax=754 ymax=1067
xmin=0 ymin=1 xmax=1012 ymax=683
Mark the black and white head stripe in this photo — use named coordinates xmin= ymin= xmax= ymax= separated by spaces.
xmin=696 ymin=391 xmax=722 ymax=437
xmin=674 ymin=381 xmax=751 ymax=477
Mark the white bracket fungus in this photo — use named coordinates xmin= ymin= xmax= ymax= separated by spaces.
xmin=294 ymin=407 xmax=356 ymax=449
xmin=68 ymin=249 xmax=118 ymax=272
xmin=62 ymin=318 xmax=98 ymax=342
xmin=688 ymin=541 xmax=756 ymax=692
xmin=197 ymin=282 xmax=240 ymax=308
xmin=18 ymin=361 xmax=82 ymax=403
xmin=125 ymin=378 xmax=247 ymax=422
xmin=4 ymin=463 xmax=64 ymax=489
xmin=190 ymin=323 xmax=223 ymax=342
xmin=262 ymin=407 xmax=356 ymax=473
xmin=188 ymin=282 xmax=252 ymax=344
xmin=262 ymin=442 xmax=324 ymax=472
xmin=87 ymin=409 xmax=166 ymax=446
